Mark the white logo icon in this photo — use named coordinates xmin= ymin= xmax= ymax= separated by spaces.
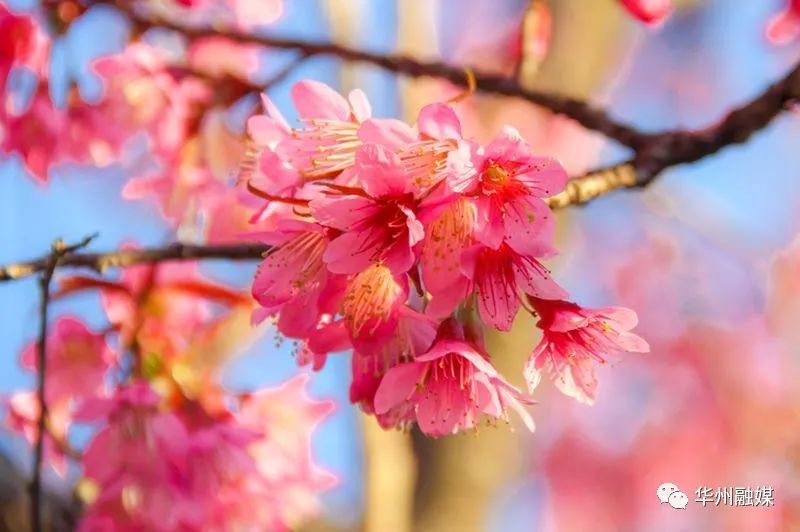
xmin=657 ymin=482 xmax=688 ymax=509
xmin=668 ymin=491 xmax=689 ymax=509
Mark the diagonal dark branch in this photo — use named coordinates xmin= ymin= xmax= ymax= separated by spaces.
xmin=29 ymin=234 xmax=96 ymax=532
xmin=104 ymin=0 xmax=652 ymax=151
xmin=631 ymin=59 xmax=800 ymax=184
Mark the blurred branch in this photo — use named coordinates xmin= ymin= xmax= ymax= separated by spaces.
xmin=550 ymin=59 xmax=800 ymax=203
xmin=97 ymin=0 xmax=650 ymax=150
xmin=100 ymin=2 xmax=800 ymax=192
xmin=0 ymin=242 xmax=268 ymax=283
xmin=30 ymin=234 xmax=95 ymax=532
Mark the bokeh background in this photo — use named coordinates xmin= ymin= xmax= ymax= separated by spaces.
xmin=2 ymin=0 xmax=800 ymax=530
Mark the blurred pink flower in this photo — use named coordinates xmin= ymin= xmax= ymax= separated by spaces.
xmin=767 ymin=0 xmax=800 ymax=44
xmin=4 ymin=391 xmax=71 ymax=475
xmin=76 ymin=382 xmax=190 ymax=531
xmin=619 ymin=0 xmax=672 ymax=25
xmin=525 ymin=298 xmax=649 ymax=404
xmin=237 ymin=373 xmax=336 ymax=528
xmin=20 ymin=316 xmax=114 ymax=405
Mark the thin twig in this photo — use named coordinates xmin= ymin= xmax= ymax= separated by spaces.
xmin=0 ymin=242 xmax=267 ymax=283
xmin=29 ymin=234 xmax=96 ymax=532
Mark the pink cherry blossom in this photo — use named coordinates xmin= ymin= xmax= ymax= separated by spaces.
xmin=462 ymin=242 xmax=568 ymax=331
xmin=374 ymin=319 xmax=535 ymax=436
xmin=524 ymin=298 xmax=650 ymax=405
xmin=19 ymin=316 xmax=114 ymax=405
xmin=76 ymin=382 xmax=191 ymax=531
xmin=310 ymin=143 xmax=426 ymax=274
xmin=282 ymin=79 xmax=371 ymax=180
xmin=3 ymin=391 xmax=72 ymax=475
xmin=237 ymin=373 xmax=336 ymax=528
xmin=349 ymin=307 xmax=438 ymax=423
xmin=448 ymin=126 xmax=567 ymax=257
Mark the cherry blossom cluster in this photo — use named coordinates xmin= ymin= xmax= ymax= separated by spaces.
xmin=246 ymin=81 xmax=649 ymax=436
xmin=4 ymin=261 xmax=334 ymax=531
xmin=0 ymin=3 xmax=261 ymax=239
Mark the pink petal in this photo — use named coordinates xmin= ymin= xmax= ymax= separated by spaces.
xmin=309 ymin=195 xmax=378 ymax=230
xmin=374 ymin=363 xmax=424 ymax=414
xmin=473 ymin=196 xmax=505 ymax=250
xmin=291 ymin=80 xmax=350 ymax=121
xmin=355 ymin=143 xmax=408 ymax=197
xmin=475 ymin=269 xmax=518 ymax=331
xmin=323 ymin=229 xmax=381 ymax=274
xmin=504 ymin=195 xmax=556 ymax=257
xmin=512 ymin=255 xmax=568 ymax=300
xmin=358 ymin=118 xmax=416 ymax=150
xmin=600 ymin=306 xmax=639 ymax=330
xmin=523 ymin=344 xmax=546 ymax=393
xmin=485 ymin=125 xmax=529 ymax=161
xmin=445 ymin=141 xmax=480 ymax=193
xmin=348 ymin=89 xmax=372 ymax=122
xmin=308 ymin=320 xmax=351 ymax=355
xmin=425 ymin=279 xmax=469 ymax=318
xmin=380 ymin=236 xmax=418 ymax=275
xmin=516 ymin=156 xmax=569 ymax=198
xmin=417 ymin=102 xmax=461 ymax=140
xmin=554 ymin=357 xmax=597 ymax=405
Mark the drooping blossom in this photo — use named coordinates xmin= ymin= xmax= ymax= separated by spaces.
xmin=251 ymin=221 xmax=350 ymax=366
xmin=618 ymin=0 xmax=672 ymax=25
xmin=349 ymin=307 xmax=438 ymax=423
xmin=463 ymin=242 xmax=567 ymax=331
xmin=374 ymin=319 xmax=535 ymax=436
xmin=524 ymin=298 xmax=649 ymax=404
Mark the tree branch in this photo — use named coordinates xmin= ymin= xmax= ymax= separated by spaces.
xmin=103 ymin=1 xmax=800 ymax=201
xmin=103 ymin=0 xmax=651 ymax=150
xmin=29 ymin=234 xmax=96 ymax=532
xmin=0 ymin=242 xmax=268 ymax=283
